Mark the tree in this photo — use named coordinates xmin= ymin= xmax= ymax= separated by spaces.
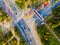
xmin=52 ymin=6 xmax=60 ymax=17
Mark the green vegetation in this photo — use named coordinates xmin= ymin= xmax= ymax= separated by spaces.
xmin=0 ymin=26 xmax=27 ymax=45
xmin=16 ymin=0 xmax=41 ymax=9
xmin=37 ymin=25 xmax=60 ymax=45
xmin=0 ymin=8 xmax=13 ymax=23
xmin=46 ymin=6 xmax=60 ymax=38
xmin=30 ymin=0 xmax=40 ymax=8
xmin=16 ymin=0 xmax=53 ymax=9
xmin=0 ymin=8 xmax=7 ymax=22
xmin=31 ymin=1 xmax=40 ymax=9
xmin=14 ymin=26 xmax=28 ymax=45
xmin=52 ymin=6 xmax=60 ymax=17
xmin=0 ymin=7 xmax=13 ymax=45
xmin=0 ymin=27 xmax=7 ymax=45
xmin=8 ymin=38 xmax=17 ymax=45
xmin=16 ymin=0 xmax=26 ymax=9
xmin=0 ymin=7 xmax=27 ymax=45
xmin=7 ymin=26 xmax=28 ymax=45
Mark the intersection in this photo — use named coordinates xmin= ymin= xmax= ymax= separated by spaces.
xmin=0 ymin=0 xmax=60 ymax=45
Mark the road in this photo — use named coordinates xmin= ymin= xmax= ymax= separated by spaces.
xmin=0 ymin=0 xmax=42 ymax=45
xmin=0 ymin=0 xmax=60 ymax=45
xmin=24 ymin=17 xmax=42 ymax=45
xmin=38 ymin=1 xmax=60 ymax=18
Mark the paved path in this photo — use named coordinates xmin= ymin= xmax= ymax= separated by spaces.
xmin=45 ymin=22 xmax=60 ymax=42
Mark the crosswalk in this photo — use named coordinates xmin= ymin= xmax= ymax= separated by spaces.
xmin=0 ymin=0 xmax=60 ymax=45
